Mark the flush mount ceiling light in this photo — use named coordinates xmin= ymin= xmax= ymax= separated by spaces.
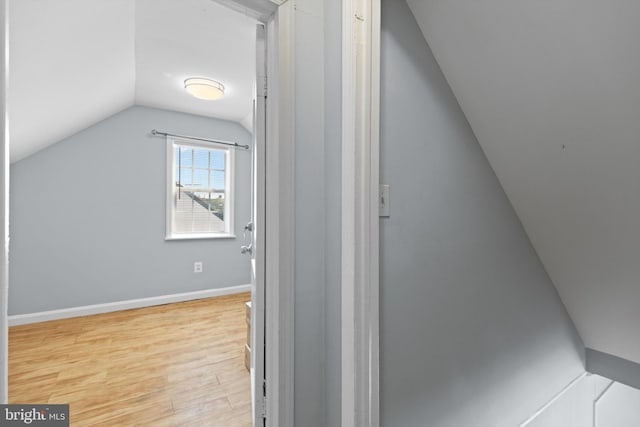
xmin=184 ymin=78 xmax=225 ymax=100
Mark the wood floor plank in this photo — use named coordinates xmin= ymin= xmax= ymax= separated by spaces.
xmin=9 ymin=292 xmax=252 ymax=426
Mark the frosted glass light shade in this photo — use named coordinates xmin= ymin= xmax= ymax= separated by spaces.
xmin=184 ymin=78 xmax=225 ymax=100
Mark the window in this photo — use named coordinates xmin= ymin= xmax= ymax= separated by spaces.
xmin=166 ymin=137 xmax=234 ymax=239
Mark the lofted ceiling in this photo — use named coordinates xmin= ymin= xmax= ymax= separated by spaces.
xmin=9 ymin=0 xmax=256 ymax=163
xmin=407 ymin=0 xmax=640 ymax=364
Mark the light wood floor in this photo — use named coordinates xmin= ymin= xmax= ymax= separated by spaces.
xmin=9 ymin=292 xmax=252 ymax=426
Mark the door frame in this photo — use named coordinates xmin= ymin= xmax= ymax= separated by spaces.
xmin=252 ymin=3 xmax=296 ymax=426
xmin=341 ymin=0 xmax=381 ymax=425
xmin=252 ymin=21 xmax=268 ymax=426
xmin=0 ymin=0 xmax=9 ymax=404
xmin=0 ymin=1 xmax=296 ymax=425
xmin=264 ymin=4 xmax=295 ymax=426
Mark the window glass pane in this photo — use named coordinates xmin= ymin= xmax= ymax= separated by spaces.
xmin=171 ymin=142 xmax=228 ymax=235
xmin=210 ymin=192 xmax=225 ymax=220
xmin=193 ymin=148 xmax=209 ymax=169
xmin=211 ymin=170 xmax=225 ymax=190
xmin=178 ymin=167 xmax=193 ymax=186
xmin=173 ymin=190 xmax=225 ymax=233
xmin=193 ymin=191 xmax=212 ymax=210
xmin=179 ymin=146 xmax=193 ymax=166
xmin=211 ymin=151 xmax=225 ymax=169
xmin=193 ymin=169 xmax=209 ymax=189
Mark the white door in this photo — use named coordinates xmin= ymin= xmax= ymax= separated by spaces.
xmin=247 ymin=23 xmax=267 ymax=427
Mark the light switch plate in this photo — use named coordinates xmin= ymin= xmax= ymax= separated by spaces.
xmin=194 ymin=261 xmax=203 ymax=273
xmin=379 ymin=184 xmax=390 ymax=217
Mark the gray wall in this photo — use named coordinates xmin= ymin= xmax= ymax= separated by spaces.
xmin=524 ymin=374 xmax=612 ymax=426
xmin=9 ymin=106 xmax=251 ymax=315
xmin=293 ymin=1 xmax=327 ymax=424
xmin=587 ymin=348 xmax=640 ymax=391
xmin=379 ymin=1 xmax=585 ymax=426
xmin=323 ymin=0 xmax=342 ymax=424
xmin=597 ymin=382 xmax=640 ymax=427
xmin=293 ymin=1 xmax=342 ymax=425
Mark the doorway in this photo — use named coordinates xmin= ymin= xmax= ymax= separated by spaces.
xmin=3 ymin=0 xmax=284 ymax=424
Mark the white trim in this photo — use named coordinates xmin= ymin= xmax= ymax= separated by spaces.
xmin=165 ymin=233 xmax=236 ymax=240
xmin=8 ymin=285 xmax=251 ymax=326
xmin=265 ymin=3 xmax=295 ymax=426
xmin=518 ymin=372 xmax=587 ymax=426
xmin=369 ymin=1 xmax=381 ymax=425
xmin=166 ymin=136 xmax=173 ymax=238
xmin=342 ymin=0 xmax=380 ymax=425
xmin=341 ymin=0 xmax=357 ymax=421
xmin=593 ymin=378 xmax=616 ymax=427
xmin=213 ymin=0 xmax=277 ymax=22
xmin=0 ymin=0 xmax=8 ymax=404
xmin=251 ymin=21 xmax=268 ymax=426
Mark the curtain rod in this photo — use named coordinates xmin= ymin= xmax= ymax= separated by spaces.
xmin=151 ymin=129 xmax=250 ymax=150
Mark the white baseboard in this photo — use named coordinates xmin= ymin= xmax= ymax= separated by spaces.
xmin=519 ymin=372 xmax=587 ymax=426
xmin=8 ymin=284 xmax=251 ymax=326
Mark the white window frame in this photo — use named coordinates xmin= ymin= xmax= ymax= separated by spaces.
xmin=165 ymin=136 xmax=236 ymax=240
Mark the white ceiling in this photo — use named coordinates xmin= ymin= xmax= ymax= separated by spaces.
xmin=134 ymin=0 xmax=256 ymax=125
xmin=9 ymin=0 xmax=256 ymax=163
xmin=407 ymin=0 xmax=640 ymax=364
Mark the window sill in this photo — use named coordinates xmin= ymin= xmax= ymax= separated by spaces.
xmin=165 ymin=233 xmax=236 ymax=241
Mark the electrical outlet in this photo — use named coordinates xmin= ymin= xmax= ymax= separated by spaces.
xmin=194 ymin=262 xmax=203 ymax=273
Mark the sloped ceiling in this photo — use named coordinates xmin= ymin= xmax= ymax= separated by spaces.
xmin=9 ymin=0 xmax=256 ymax=163
xmin=407 ymin=0 xmax=640 ymax=364
xmin=9 ymin=0 xmax=135 ymax=163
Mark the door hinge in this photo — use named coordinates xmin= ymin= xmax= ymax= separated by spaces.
xmin=259 ymin=379 xmax=268 ymax=419
xmin=258 ymin=75 xmax=268 ymax=98
xmin=261 ymin=396 xmax=268 ymax=419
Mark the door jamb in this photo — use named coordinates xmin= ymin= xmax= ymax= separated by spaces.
xmin=341 ymin=0 xmax=381 ymax=425
xmin=212 ymin=2 xmax=297 ymax=426
xmin=265 ymin=3 xmax=295 ymax=426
